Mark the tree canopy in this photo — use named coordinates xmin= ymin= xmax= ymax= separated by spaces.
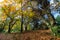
xmin=0 ymin=0 xmax=60 ymax=33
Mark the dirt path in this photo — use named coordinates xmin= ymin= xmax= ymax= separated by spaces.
xmin=0 ymin=30 xmax=60 ymax=40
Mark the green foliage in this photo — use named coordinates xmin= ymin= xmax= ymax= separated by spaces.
xmin=56 ymin=15 xmax=60 ymax=23
xmin=51 ymin=25 xmax=60 ymax=37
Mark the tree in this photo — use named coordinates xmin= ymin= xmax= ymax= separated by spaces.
xmin=0 ymin=0 xmax=22 ymax=33
xmin=0 ymin=0 xmax=59 ymax=33
xmin=22 ymin=0 xmax=56 ymax=30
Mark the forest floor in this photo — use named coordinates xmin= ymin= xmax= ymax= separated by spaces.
xmin=0 ymin=30 xmax=60 ymax=40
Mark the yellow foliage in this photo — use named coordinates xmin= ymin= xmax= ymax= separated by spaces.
xmin=29 ymin=12 xmax=35 ymax=17
xmin=14 ymin=0 xmax=22 ymax=3
xmin=16 ymin=4 xmax=21 ymax=10
xmin=0 ymin=0 xmax=35 ymax=22
xmin=10 ymin=6 xmax=16 ymax=12
xmin=4 ymin=0 xmax=8 ymax=2
xmin=4 ymin=25 xmax=8 ymax=31
xmin=1 ymin=14 xmax=7 ymax=21
xmin=22 ymin=10 xmax=34 ymax=18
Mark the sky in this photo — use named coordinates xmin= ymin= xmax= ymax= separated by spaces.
xmin=0 ymin=0 xmax=4 ymax=2
xmin=50 ymin=0 xmax=60 ymax=18
xmin=51 ymin=10 xmax=60 ymax=18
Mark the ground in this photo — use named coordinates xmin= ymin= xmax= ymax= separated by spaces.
xmin=0 ymin=30 xmax=60 ymax=40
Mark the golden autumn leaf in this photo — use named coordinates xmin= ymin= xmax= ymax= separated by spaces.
xmin=1 ymin=14 xmax=7 ymax=21
xmin=10 ymin=6 xmax=16 ymax=12
xmin=29 ymin=12 xmax=35 ymax=17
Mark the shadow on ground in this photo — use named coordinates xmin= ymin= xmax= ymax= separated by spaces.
xmin=0 ymin=30 xmax=60 ymax=40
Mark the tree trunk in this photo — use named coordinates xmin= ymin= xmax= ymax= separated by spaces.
xmin=8 ymin=20 xmax=16 ymax=33
xmin=21 ymin=14 xmax=23 ymax=32
xmin=8 ymin=25 xmax=11 ymax=33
